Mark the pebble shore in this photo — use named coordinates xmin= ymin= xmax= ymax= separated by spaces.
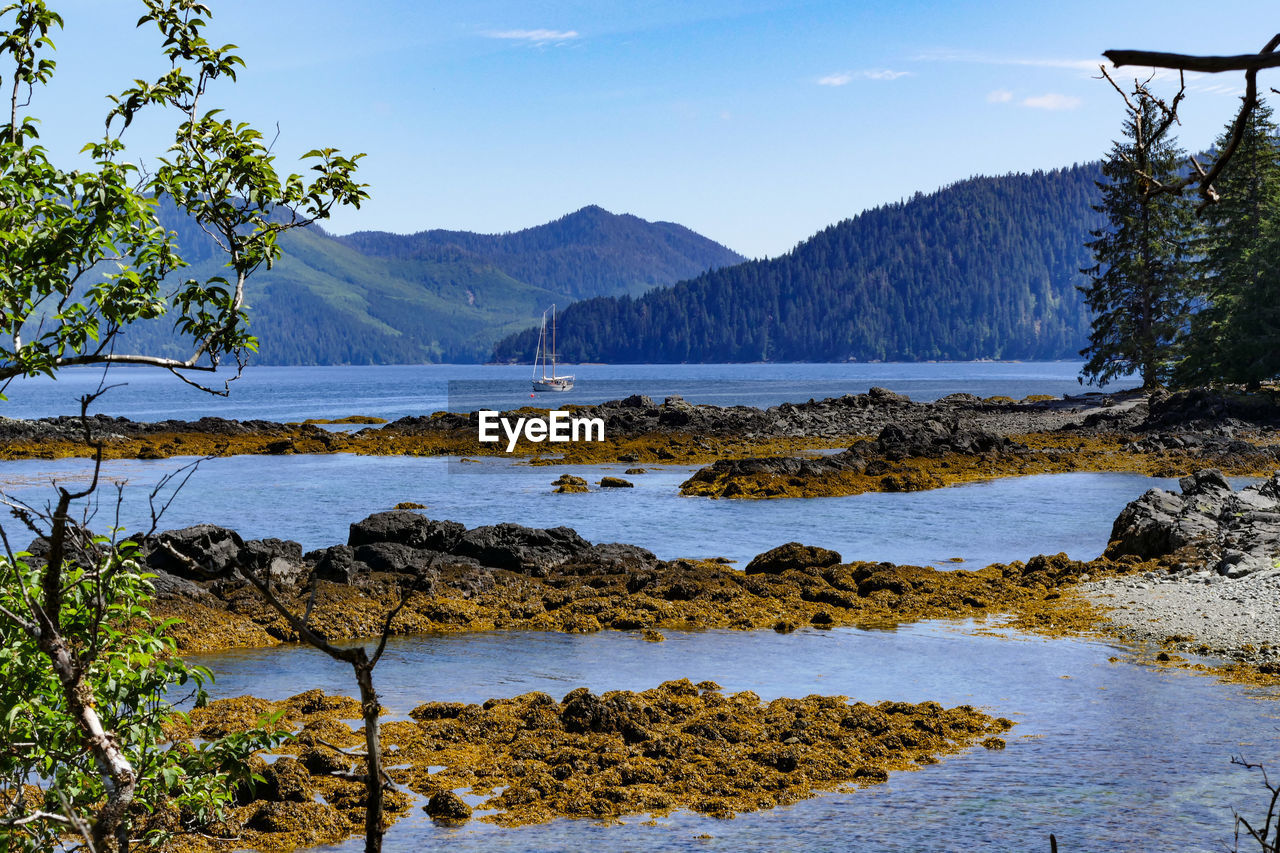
xmin=1082 ymin=569 xmax=1280 ymax=666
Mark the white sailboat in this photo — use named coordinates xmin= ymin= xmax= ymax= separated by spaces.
xmin=532 ymin=304 xmax=574 ymax=392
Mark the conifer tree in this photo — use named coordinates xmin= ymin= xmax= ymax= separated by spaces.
xmin=1178 ymin=100 xmax=1280 ymax=387
xmin=1080 ymin=90 xmax=1198 ymax=389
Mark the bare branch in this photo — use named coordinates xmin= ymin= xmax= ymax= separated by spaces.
xmin=1101 ymin=35 xmax=1280 ymax=209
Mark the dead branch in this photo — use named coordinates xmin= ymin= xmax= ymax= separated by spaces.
xmin=1101 ymin=35 xmax=1280 ymax=209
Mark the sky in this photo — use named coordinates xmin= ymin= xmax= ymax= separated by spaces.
xmin=31 ymin=1 xmax=1280 ymax=258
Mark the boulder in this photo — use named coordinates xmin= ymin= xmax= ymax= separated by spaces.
xmin=598 ymin=476 xmax=634 ymax=488
xmin=307 ymin=544 xmax=363 ymax=585
xmin=348 ymin=511 xmax=464 ymax=552
xmin=1107 ymin=469 xmax=1280 ymax=578
xmin=745 ymin=542 xmax=842 ymax=575
xmin=559 ymin=543 xmax=659 ymax=575
xmin=242 ymin=538 xmax=305 ymax=586
xmin=145 ymin=525 xmax=246 ymax=579
xmin=455 ymin=523 xmax=590 ymax=576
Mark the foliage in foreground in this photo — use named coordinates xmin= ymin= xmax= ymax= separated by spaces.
xmin=0 ymin=547 xmax=287 ymax=851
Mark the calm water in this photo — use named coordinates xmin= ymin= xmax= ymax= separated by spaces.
xmin=0 ymin=362 xmax=1131 ymax=422
xmin=191 ymin=625 xmax=1280 ymax=853
xmin=9 ymin=363 xmax=1258 ymax=853
xmin=0 ymin=456 xmax=1172 ymax=566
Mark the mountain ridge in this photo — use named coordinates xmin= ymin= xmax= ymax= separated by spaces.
xmin=128 ymin=204 xmax=745 ymax=364
xmin=491 ymin=164 xmax=1105 ymax=364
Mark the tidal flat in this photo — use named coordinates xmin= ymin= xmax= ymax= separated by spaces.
xmin=5 ymin=376 xmax=1280 ymax=850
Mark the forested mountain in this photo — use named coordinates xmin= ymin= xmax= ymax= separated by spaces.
xmin=491 ymin=165 xmax=1104 ymax=364
xmin=339 ymin=205 xmax=744 ymax=301
xmin=122 ymin=206 xmax=744 ymax=364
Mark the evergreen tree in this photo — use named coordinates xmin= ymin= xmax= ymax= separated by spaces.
xmin=1080 ymin=91 xmax=1198 ymax=389
xmin=1179 ymin=100 xmax=1280 ymax=387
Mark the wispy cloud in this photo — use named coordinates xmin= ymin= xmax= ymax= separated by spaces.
xmin=485 ymin=28 xmax=580 ymax=45
xmin=986 ymin=89 xmax=1013 ymax=103
xmin=917 ymin=50 xmax=1104 ymax=73
xmin=1021 ymin=93 xmax=1082 ymax=111
xmin=817 ymin=69 xmax=912 ymax=86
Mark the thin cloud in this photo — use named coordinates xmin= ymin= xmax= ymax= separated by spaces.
xmin=485 ymin=29 xmax=580 ymax=45
xmin=917 ymin=50 xmax=1105 ymax=73
xmin=817 ymin=69 xmax=912 ymax=86
xmin=1022 ymin=93 xmax=1082 ymax=111
xmin=986 ymin=89 xmax=1013 ymax=103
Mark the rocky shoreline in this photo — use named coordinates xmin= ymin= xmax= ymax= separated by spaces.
xmin=1081 ymin=470 xmax=1280 ymax=677
xmin=118 ymin=509 xmax=1136 ymax=654
xmin=6 ymin=387 xmax=1280 ymax=503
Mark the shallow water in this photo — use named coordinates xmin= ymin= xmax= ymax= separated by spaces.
xmin=191 ymin=624 xmax=1280 ymax=853
xmin=0 ymin=361 xmax=1130 ymax=422
xmin=0 ymin=456 xmax=1176 ymax=566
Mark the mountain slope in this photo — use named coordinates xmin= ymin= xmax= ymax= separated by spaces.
xmin=128 ymin=205 xmax=744 ymax=364
xmin=339 ymin=205 xmax=745 ymax=301
xmin=491 ymin=164 xmax=1105 ymax=364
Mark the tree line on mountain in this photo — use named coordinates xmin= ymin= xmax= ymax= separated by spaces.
xmin=1080 ymin=90 xmax=1280 ymax=390
xmin=492 ymin=166 xmax=1104 ymax=364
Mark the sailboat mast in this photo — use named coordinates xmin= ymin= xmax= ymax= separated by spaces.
xmin=551 ymin=304 xmax=557 ymax=379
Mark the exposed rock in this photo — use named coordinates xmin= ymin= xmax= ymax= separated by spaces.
xmin=348 ymin=511 xmax=465 ymax=553
xmin=455 ymin=523 xmax=591 ymax=576
xmin=145 ymin=525 xmax=247 ymax=579
xmin=559 ymin=543 xmax=659 ymax=575
xmin=745 ymin=542 xmax=842 ymax=575
xmin=598 ymin=476 xmax=634 ymax=488
xmin=308 ymin=545 xmax=364 ymax=585
xmin=242 ymin=538 xmax=305 ymax=587
xmin=1108 ymin=469 xmax=1280 ymax=577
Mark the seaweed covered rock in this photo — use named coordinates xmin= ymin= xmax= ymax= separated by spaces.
xmin=745 ymin=542 xmax=842 ymax=575
xmin=396 ymin=682 xmax=1014 ymax=826
xmin=598 ymin=476 xmax=634 ymax=488
xmin=552 ymin=474 xmax=589 ymax=493
xmin=425 ymin=791 xmax=472 ymax=823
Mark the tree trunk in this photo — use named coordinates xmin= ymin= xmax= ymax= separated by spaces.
xmin=354 ymin=660 xmax=383 ymax=853
xmin=38 ymin=632 xmax=137 ymax=853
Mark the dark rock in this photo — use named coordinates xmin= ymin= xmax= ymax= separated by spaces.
xmin=146 ymin=525 xmax=246 ymax=580
xmin=242 ymin=538 xmax=305 ymax=586
xmin=348 ymin=511 xmax=465 ymax=552
xmin=598 ymin=476 xmax=634 ymax=488
xmin=1107 ymin=469 xmax=1280 ymax=577
xmin=425 ymin=791 xmax=472 ymax=823
xmin=308 ymin=544 xmax=363 ymax=584
xmin=560 ymin=543 xmax=659 ymax=575
xmin=745 ymin=542 xmax=842 ymax=575
xmin=147 ymin=568 xmax=215 ymax=601
xmin=455 ymin=523 xmax=590 ymax=576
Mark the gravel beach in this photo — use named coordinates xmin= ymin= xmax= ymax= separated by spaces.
xmin=1081 ymin=569 xmax=1280 ymax=666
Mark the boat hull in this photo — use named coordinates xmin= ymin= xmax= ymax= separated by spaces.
xmin=532 ymin=377 xmax=575 ymax=392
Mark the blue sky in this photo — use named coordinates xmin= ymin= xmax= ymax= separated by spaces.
xmin=35 ymin=1 xmax=1279 ymax=257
